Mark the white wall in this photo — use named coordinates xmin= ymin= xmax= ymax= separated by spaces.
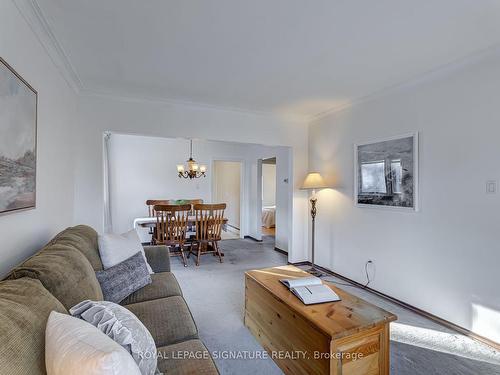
xmin=213 ymin=161 xmax=241 ymax=229
xmin=75 ymin=95 xmax=309 ymax=260
xmin=308 ymin=49 xmax=500 ymax=343
xmin=0 ymin=1 xmax=77 ymax=276
xmin=108 ymin=134 xmax=290 ymax=245
xmin=262 ymin=164 xmax=276 ymax=207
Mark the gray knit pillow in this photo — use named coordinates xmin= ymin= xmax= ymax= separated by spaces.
xmin=95 ymin=252 xmax=152 ymax=303
xmin=70 ymin=300 xmax=157 ymax=375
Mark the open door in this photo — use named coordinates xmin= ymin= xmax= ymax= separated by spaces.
xmin=255 ymin=157 xmax=277 ymax=245
xmin=261 ymin=158 xmax=277 ymax=241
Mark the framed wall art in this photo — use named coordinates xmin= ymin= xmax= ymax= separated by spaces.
xmin=0 ymin=57 xmax=37 ymax=214
xmin=354 ymin=133 xmax=418 ymax=210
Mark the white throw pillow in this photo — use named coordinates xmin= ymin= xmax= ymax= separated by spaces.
xmin=45 ymin=311 xmax=141 ymax=375
xmin=70 ymin=300 xmax=157 ymax=375
xmin=98 ymin=229 xmax=153 ymax=274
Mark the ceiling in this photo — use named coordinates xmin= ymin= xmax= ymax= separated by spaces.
xmin=34 ymin=0 xmax=500 ymax=119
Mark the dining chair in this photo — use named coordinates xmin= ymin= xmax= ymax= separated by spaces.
xmin=189 ymin=203 xmax=226 ymax=266
xmin=187 ymin=199 xmax=203 ymax=215
xmin=146 ymin=200 xmax=170 ymax=217
xmin=146 ymin=200 xmax=170 ymax=243
xmin=165 ymin=199 xmax=204 ymax=245
xmin=166 ymin=199 xmax=204 ymax=214
xmin=153 ymin=204 xmax=192 ymax=267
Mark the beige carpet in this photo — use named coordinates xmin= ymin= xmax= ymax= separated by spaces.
xmin=170 ymin=236 xmax=500 ymax=375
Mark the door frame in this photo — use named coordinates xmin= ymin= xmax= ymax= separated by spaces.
xmin=259 ymin=157 xmax=278 ymax=242
xmin=256 ymin=158 xmax=263 ymax=241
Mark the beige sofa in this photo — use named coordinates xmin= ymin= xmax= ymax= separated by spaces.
xmin=0 ymin=225 xmax=218 ymax=375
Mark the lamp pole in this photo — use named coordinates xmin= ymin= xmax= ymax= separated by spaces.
xmin=300 ymin=172 xmax=328 ymax=277
xmin=308 ymin=191 xmax=322 ymax=277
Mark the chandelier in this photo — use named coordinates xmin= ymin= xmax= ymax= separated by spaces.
xmin=177 ymin=139 xmax=207 ymax=179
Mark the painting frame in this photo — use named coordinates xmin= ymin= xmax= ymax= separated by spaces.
xmin=354 ymin=132 xmax=419 ymax=212
xmin=0 ymin=57 xmax=38 ymax=215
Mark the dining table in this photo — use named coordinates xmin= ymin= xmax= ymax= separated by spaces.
xmin=133 ymin=216 xmax=229 ymax=231
xmin=133 ymin=216 xmax=229 ymax=256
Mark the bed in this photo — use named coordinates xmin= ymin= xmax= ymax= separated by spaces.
xmin=262 ymin=206 xmax=276 ymax=228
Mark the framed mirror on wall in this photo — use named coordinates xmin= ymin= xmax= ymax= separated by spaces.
xmin=354 ymin=133 xmax=418 ymax=211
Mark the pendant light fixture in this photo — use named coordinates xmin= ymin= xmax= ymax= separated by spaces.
xmin=177 ymin=139 xmax=207 ymax=179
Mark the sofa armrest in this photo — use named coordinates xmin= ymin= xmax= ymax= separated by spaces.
xmin=143 ymin=245 xmax=171 ymax=273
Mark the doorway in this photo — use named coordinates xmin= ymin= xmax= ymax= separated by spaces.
xmin=261 ymin=157 xmax=276 ymax=240
xmin=212 ymin=160 xmax=243 ymax=240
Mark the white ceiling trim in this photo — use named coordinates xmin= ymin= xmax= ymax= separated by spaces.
xmin=82 ymin=41 xmax=500 ymax=124
xmin=13 ymin=0 xmax=500 ymax=124
xmin=13 ymin=0 xmax=308 ymax=123
xmin=311 ymin=41 xmax=500 ymax=122
xmin=12 ymin=0 xmax=84 ymax=92
xmin=78 ymin=87 xmax=309 ymax=124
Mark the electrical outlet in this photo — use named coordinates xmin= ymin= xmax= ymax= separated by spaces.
xmin=486 ymin=180 xmax=497 ymax=194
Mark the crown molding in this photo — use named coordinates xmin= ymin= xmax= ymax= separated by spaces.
xmin=79 ymin=88 xmax=310 ymax=124
xmin=9 ymin=0 xmax=305 ymax=124
xmin=16 ymin=0 xmax=499 ymax=125
xmin=310 ymin=42 xmax=500 ymax=122
xmin=12 ymin=0 xmax=83 ymax=92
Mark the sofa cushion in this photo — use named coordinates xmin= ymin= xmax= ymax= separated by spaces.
xmin=143 ymin=245 xmax=171 ymax=273
xmin=120 ymin=272 xmax=182 ymax=305
xmin=157 ymin=339 xmax=219 ymax=375
xmin=70 ymin=300 xmax=157 ymax=375
xmin=46 ymin=311 xmax=141 ymax=375
xmin=98 ymin=229 xmax=154 ymax=274
xmin=51 ymin=225 xmax=103 ymax=271
xmin=10 ymin=243 xmax=103 ymax=309
xmin=96 ymin=251 xmax=152 ymax=303
xmin=125 ymin=296 xmax=198 ymax=347
xmin=0 ymin=277 xmax=67 ymax=375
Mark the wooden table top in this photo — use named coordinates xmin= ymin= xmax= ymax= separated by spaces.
xmin=245 ymin=265 xmax=397 ymax=340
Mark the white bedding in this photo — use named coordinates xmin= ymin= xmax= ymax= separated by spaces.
xmin=262 ymin=206 xmax=276 ymax=228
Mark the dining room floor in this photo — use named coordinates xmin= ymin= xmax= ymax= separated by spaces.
xmin=170 ymin=236 xmax=500 ymax=375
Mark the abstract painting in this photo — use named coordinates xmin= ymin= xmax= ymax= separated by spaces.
xmin=355 ymin=133 xmax=418 ymax=210
xmin=0 ymin=58 xmax=37 ymax=214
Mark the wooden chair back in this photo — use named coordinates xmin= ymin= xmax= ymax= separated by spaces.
xmin=146 ymin=199 xmax=170 ymax=217
xmin=193 ymin=203 xmax=226 ymax=242
xmin=167 ymin=199 xmax=204 ymax=213
xmin=186 ymin=199 xmax=203 ymax=214
xmin=165 ymin=199 xmax=203 ymax=205
xmin=154 ymin=204 xmax=192 ymax=246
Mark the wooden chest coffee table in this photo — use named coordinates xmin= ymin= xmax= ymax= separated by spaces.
xmin=244 ymin=265 xmax=397 ymax=375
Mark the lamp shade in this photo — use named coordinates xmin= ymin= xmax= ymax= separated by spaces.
xmin=301 ymin=172 xmax=328 ymax=190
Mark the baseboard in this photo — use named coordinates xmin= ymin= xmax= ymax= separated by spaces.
xmin=244 ymin=235 xmax=262 ymax=242
xmin=292 ymin=261 xmax=500 ymax=352
xmin=274 ymin=247 xmax=288 ymax=255
xmin=289 ymin=261 xmax=310 ymax=267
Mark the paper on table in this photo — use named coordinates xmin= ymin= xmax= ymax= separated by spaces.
xmin=291 ymin=284 xmax=341 ymax=305
xmin=280 ymin=276 xmax=341 ymax=305
xmin=280 ymin=276 xmax=322 ymax=289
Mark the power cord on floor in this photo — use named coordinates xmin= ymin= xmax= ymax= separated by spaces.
xmin=320 ymin=260 xmax=372 ymax=290
xmin=363 ymin=260 xmax=372 ymax=288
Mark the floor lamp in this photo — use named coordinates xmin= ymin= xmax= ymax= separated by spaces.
xmin=301 ymin=172 xmax=329 ymax=277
